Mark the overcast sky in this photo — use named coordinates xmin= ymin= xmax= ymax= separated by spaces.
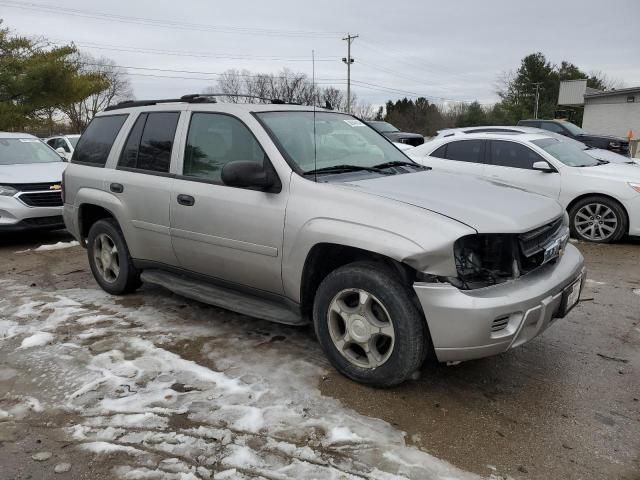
xmin=2 ymin=0 xmax=639 ymax=107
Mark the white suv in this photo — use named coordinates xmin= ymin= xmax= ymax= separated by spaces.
xmin=410 ymin=132 xmax=640 ymax=243
xmin=45 ymin=134 xmax=80 ymax=161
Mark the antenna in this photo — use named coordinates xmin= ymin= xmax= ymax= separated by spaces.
xmin=312 ymin=49 xmax=318 ymax=183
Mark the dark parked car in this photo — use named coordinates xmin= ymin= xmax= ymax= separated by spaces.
xmin=517 ymin=119 xmax=629 ymax=154
xmin=366 ymin=121 xmax=424 ymax=146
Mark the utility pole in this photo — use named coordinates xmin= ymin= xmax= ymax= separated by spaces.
xmin=532 ymin=82 xmax=543 ymax=119
xmin=342 ymin=33 xmax=358 ymax=113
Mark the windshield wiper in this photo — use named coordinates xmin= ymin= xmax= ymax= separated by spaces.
xmin=304 ymin=164 xmax=393 ymax=176
xmin=373 ymin=160 xmax=430 ymax=170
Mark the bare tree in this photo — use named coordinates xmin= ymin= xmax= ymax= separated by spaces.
xmin=61 ymin=53 xmax=133 ymax=131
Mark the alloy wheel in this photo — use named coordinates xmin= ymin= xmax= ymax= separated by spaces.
xmin=574 ymin=203 xmax=618 ymax=241
xmin=327 ymin=288 xmax=395 ymax=369
xmin=93 ymin=233 xmax=120 ymax=283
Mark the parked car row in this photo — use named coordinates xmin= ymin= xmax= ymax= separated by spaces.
xmin=3 ymin=104 xmax=637 ymax=386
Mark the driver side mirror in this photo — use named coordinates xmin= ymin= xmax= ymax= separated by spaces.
xmin=221 ymin=161 xmax=281 ymax=192
xmin=532 ymin=161 xmax=556 ymax=173
xmin=55 ymin=147 xmax=68 ymax=161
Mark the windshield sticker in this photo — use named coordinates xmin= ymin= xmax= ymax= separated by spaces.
xmin=344 ymin=119 xmax=365 ymax=127
xmin=19 ymin=139 xmax=40 ymax=142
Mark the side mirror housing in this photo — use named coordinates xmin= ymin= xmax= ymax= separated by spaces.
xmin=532 ymin=161 xmax=556 ymax=173
xmin=221 ymin=161 xmax=281 ymax=192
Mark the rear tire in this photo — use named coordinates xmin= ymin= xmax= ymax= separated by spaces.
xmin=87 ymin=218 xmax=140 ymax=295
xmin=569 ymin=196 xmax=626 ymax=243
xmin=313 ymin=261 xmax=427 ymax=387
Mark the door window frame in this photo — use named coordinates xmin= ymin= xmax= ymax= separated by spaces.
xmin=487 ymin=139 xmax=550 ymax=170
xmin=176 ymin=111 xmax=280 ymax=191
xmin=115 ymin=110 xmax=181 ymax=178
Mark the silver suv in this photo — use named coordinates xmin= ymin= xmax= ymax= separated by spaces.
xmin=63 ymin=96 xmax=585 ymax=386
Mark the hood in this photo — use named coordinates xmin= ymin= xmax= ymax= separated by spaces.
xmin=578 ymin=133 xmax=628 ymax=144
xmin=585 ymin=148 xmax=635 ymax=164
xmin=0 ymin=162 xmax=66 ymax=184
xmin=344 ymin=170 xmax=563 ymax=233
xmin=574 ymin=162 xmax=640 ymax=182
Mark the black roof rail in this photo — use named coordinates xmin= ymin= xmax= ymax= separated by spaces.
xmin=104 ymin=93 xmax=295 ymax=112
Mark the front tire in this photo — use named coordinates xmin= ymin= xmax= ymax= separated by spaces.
xmin=313 ymin=261 xmax=427 ymax=387
xmin=569 ymin=196 xmax=627 ymax=243
xmin=87 ymin=218 xmax=140 ymax=295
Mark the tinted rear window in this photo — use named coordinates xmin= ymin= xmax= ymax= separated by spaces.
xmin=72 ymin=115 xmax=128 ymax=166
xmin=445 ymin=140 xmax=485 ymax=163
xmin=118 ymin=112 xmax=180 ymax=173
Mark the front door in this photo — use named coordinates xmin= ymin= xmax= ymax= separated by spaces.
xmin=170 ymin=112 xmax=287 ymax=294
xmin=483 ymin=140 xmax=561 ymax=199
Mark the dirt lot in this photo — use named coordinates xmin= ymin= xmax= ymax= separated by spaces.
xmin=0 ymin=230 xmax=638 ymax=480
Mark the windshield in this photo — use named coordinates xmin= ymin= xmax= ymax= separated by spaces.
xmin=560 ymin=121 xmax=586 ymax=136
xmin=368 ymin=121 xmax=399 ymax=133
xmin=0 ymin=138 xmax=63 ymax=165
xmin=256 ymin=112 xmax=411 ymax=174
xmin=532 ymin=138 xmax=599 ymax=167
xmin=68 ymin=136 xmax=80 ymax=147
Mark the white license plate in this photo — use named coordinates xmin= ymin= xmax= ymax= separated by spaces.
xmin=564 ymin=276 xmax=582 ymax=313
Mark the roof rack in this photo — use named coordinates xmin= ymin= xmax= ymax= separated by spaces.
xmin=104 ymin=93 xmax=291 ymax=111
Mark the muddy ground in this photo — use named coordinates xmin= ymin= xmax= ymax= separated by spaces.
xmin=0 ymin=230 xmax=638 ymax=480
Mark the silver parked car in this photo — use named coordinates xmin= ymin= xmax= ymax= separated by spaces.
xmin=0 ymin=132 xmax=66 ymax=232
xmin=62 ymin=97 xmax=585 ymax=386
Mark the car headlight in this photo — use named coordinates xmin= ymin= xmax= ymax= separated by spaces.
xmin=629 ymin=182 xmax=640 ymax=193
xmin=608 ymin=141 xmax=621 ymax=149
xmin=450 ymin=234 xmax=518 ymax=289
xmin=0 ymin=185 xmax=18 ymax=196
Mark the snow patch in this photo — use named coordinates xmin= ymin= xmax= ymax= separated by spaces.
xmin=34 ymin=241 xmax=80 ymax=252
xmin=80 ymin=441 xmax=144 ymax=456
xmin=326 ymin=426 xmax=362 ymax=444
xmin=20 ymin=332 xmax=54 ymax=349
xmin=633 ymin=289 xmax=640 ymax=296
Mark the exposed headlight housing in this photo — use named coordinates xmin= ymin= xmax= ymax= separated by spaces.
xmin=629 ymin=182 xmax=640 ymax=193
xmin=0 ymin=185 xmax=18 ymax=196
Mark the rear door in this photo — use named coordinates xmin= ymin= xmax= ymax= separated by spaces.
xmin=103 ymin=111 xmax=182 ymax=265
xmin=483 ymin=140 xmax=561 ymax=199
xmin=420 ymin=139 xmax=486 ymax=177
xmin=170 ymin=111 xmax=287 ymax=294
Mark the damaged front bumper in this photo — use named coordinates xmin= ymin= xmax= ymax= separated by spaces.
xmin=414 ymin=243 xmax=585 ymax=362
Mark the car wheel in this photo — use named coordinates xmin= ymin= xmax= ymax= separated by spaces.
xmin=87 ymin=218 xmax=140 ymax=294
xmin=313 ymin=261 xmax=428 ymax=387
xmin=569 ymin=196 xmax=627 ymax=243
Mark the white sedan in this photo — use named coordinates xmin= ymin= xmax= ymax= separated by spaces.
xmin=409 ymin=132 xmax=640 ymax=243
xmin=45 ymin=134 xmax=80 ymax=161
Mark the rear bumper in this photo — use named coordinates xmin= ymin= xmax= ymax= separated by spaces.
xmin=0 ymin=196 xmax=64 ymax=231
xmin=414 ymin=244 xmax=585 ymax=362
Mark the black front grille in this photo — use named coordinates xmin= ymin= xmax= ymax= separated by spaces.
xmin=19 ymin=192 xmax=63 ymax=207
xmin=7 ymin=182 xmax=60 ymax=192
xmin=22 ymin=216 xmax=64 ymax=227
xmin=519 ymin=217 xmax=564 ymax=258
xmin=404 ymin=137 xmax=425 ymax=147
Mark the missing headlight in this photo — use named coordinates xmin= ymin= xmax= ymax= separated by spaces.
xmin=451 ymin=234 xmax=518 ymax=290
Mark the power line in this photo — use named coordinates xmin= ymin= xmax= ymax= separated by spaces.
xmin=52 ymin=40 xmax=338 ymax=62
xmin=0 ymin=0 xmax=342 ymax=38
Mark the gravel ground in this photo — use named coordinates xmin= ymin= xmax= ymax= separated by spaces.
xmin=0 ymin=230 xmax=638 ymax=480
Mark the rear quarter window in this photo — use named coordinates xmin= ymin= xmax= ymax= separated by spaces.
xmin=72 ymin=115 xmax=128 ymax=167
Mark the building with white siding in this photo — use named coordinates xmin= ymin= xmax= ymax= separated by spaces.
xmin=558 ymin=80 xmax=640 ymax=139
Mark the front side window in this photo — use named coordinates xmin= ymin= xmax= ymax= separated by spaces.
xmin=73 ymin=115 xmax=128 ymax=166
xmin=0 ymin=138 xmax=63 ymax=165
xmin=183 ymin=113 xmax=265 ymax=182
xmin=256 ymin=112 xmax=410 ymax=174
xmin=118 ymin=112 xmax=180 ymax=173
xmin=532 ymin=138 xmax=598 ymax=167
xmin=489 ymin=140 xmax=545 ymax=169
xmin=445 ymin=140 xmax=485 ymax=163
